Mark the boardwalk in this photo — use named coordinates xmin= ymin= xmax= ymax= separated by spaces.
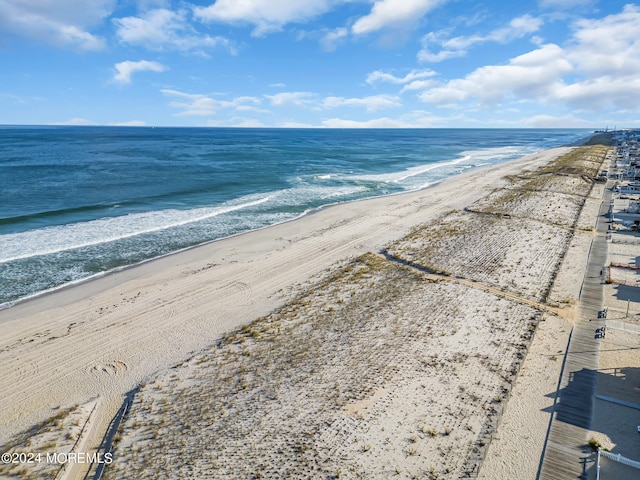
xmin=538 ymin=182 xmax=612 ymax=479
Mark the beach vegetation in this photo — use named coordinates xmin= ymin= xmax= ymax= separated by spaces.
xmin=404 ymin=445 xmax=418 ymax=456
xmin=587 ymin=437 xmax=601 ymax=451
xmin=426 ymin=428 xmax=439 ymax=437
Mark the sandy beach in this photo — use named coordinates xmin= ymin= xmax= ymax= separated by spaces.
xmin=0 ymin=142 xmax=611 ymax=479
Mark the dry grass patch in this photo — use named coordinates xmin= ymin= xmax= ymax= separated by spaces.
xmin=518 ymin=174 xmax=593 ymax=198
xmin=387 ymin=211 xmax=571 ymax=301
xmin=105 ymin=253 xmax=540 ymax=479
xmin=0 ymin=401 xmax=95 ymax=479
xmin=468 ymin=188 xmax=584 ymax=227
xmin=467 ymin=145 xmax=611 ymax=226
xmin=536 ymin=145 xmax=609 ymax=178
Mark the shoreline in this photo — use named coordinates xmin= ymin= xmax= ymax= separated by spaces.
xmin=0 ymin=149 xmax=552 ymax=321
xmin=0 ymin=178 xmax=447 ymax=313
xmin=0 ymin=137 xmax=592 ymax=313
xmin=0 ymin=141 xmax=608 ymax=479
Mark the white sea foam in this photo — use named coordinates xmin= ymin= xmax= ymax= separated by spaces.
xmin=0 ymin=183 xmax=373 ymax=264
xmin=0 ymin=195 xmax=272 ymax=263
xmin=318 ymin=185 xmax=368 ymax=200
xmin=350 ymin=155 xmax=470 ymax=183
xmin=349 ymin=146 xmax=531 ymax=186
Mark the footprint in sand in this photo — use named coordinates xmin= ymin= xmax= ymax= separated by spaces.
xmin=88 ymin=360 xmax=128 ymax=377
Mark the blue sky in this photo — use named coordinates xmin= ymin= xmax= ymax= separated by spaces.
xmin=1 ymin=0 xmax=638 ymax=128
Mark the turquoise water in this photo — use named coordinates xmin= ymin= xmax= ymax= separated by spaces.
xmin=0 ymin=127 xmax=592 ymax=305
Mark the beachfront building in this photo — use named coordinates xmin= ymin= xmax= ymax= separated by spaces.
xmin=611 ymin=130 xmax=640 ymax=181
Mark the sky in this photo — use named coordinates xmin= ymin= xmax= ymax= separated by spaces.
xmin=0 ymin=0 xmax=639 ymax=128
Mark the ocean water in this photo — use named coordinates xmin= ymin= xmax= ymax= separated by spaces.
xmin=0 ymin=126 xmax=592 ymax=306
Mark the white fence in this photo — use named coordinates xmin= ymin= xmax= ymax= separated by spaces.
xmin=597 ymin=448 xmax=640 ymax=480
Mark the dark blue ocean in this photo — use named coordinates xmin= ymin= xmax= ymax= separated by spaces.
xmin=0 ymin=127 xmax=592 ymax=306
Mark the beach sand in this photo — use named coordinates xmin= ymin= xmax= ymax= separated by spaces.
xmin=0 ymin=144 xmax=610 ymax=479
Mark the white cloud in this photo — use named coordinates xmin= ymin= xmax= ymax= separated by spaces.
xmin=320 ymin=27 xmax=348 ymax=51
xmin=554 ymin=77 xmax=640 ymax=111
xmin=264 ymin=92 xmax=317 ymax=107
xmin=539 ymin=0 xmax=594 ymax=9
xmin=0 ymin=0 xmax=112 ymax=50
xmin=115 ymin=9 xmax=182 ymax=45
xmin=263 ymin=92 xmax=401 ymax=112
xmin=509 ymin=14 xmax=544 ymax=35
xmin=53 ymin=117 xmax=97 ymax=126
xmin=222 ymin=117 xmax=268 ymax=128
xmin=114 ymin=8 xmax=235 ymax=53
xmin=168 ymin=90 xmax=405 ymax=119
xmin=321 ymin=95 xmax=401 ymax=111
xmin=523 ymin=114 xmax=595 ymax=128
xmin=219 ymin=96 xmax=266 ymax=113
xmin=568 ymin=4 xmax=640 ymax=77
xmin=57 ymin=26 xmax=105 ymax=50
xmin=194 ymin=0 xmax=335 ymax=36
xmin=366 ymin=69 xmax=436 ymax=85
xmin=162 ymin=89 xmax=219 ymax=116
xmin=108 ymin=120 xmax=148 ymax=126
xmin=352 ymin=0 xmax=445 ymax=35
xmin=321 ymin=109 xmax=448 ymax=128
xmin=279 ymin=121 xmax=318 ymax=128
xmin=418 ymin=14 xmax=543 ymax=63
xmin=551 ymin=5 xmax=640 ymax=110
xmin=417 ymin=5 xmax=640 ymax=115
xmin=322 ymin=117 xmax=408 ymax=128
xmin=418 ymin=84 xmax=467 ymax=107
xmin=401 ymin=79 xmax=437 ymax=92
xmin=419 ymin=44 xmax=572 ymax=106
xmin=0 ymin=92 xmax=29 ymax=104
xmin=417 ymin=44 xmax=466 ymax=62
xmin=321 ymin=110 xmax=450 ymax=128
xmin=162 ymin=89 xmax=264 ymax=117
xmin=362 ymin=70 xmax=437 ymax=105
xmin=113 ymin=60 xmax=166 ymax=84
